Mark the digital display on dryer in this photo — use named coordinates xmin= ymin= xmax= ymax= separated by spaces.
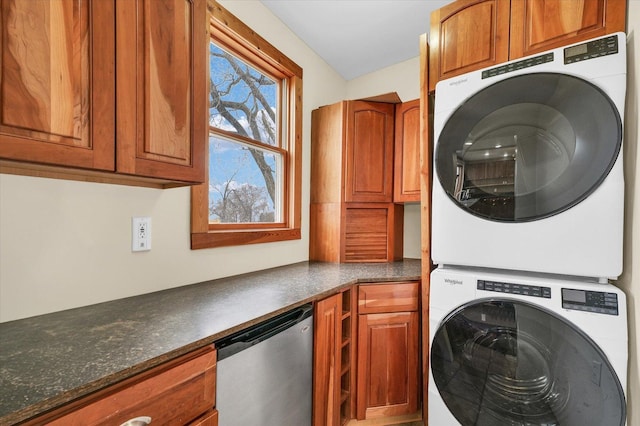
xmin=564 ymin=44 xmax=587 ymax=58
xmin=561 ymin=288 xmax=619 ymax=315
xmin=564 ymin=34 xmax=618 ymax=64
xmin=563 ymin=288 xmax=586 ymax=303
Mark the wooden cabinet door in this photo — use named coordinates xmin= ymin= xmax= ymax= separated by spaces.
xmin=116 ymin=0 xmax=207 ymax=183
xmin=343 ymin=204 xmax=403 ymax=263
xmin=394 ymin=100 xmax=421 ymax=203
xmin=190 ymin=409 xmax=218 ymax=426
xmin=429 ymin=0 xmax=510 ymax=92
xmin=0 ymin=0 xmax=115 ymax=170
xmin=345 ymin=101 xmax=394 ymax=203
xmin=357 ymin=311 xmax=419 ymax=420
xmin=313 ymin=294 xmax=342 ymax=426
xmin=509 ymin=0 xmax=626 ymax=59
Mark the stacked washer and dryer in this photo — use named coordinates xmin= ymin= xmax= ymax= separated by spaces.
xmin=429 ymin=33 xmax=628 ymax=425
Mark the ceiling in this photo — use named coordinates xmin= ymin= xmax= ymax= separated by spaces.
xmin=260 ymin=0 xmax=449 ymax=81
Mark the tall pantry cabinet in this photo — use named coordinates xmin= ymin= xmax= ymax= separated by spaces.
xmin=0 ymin=0 xmax=207 ymax=187
xmin=310 ymin=100 xmax=404 ymax=263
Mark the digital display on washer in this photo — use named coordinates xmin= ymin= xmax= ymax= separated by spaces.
xmin=561 ymin=288 xmax=619 ymax=315
xmin=477 ymin=280 xmax=551 ymax=298
xmin=564 ymin=34 xmax=618 ymax=64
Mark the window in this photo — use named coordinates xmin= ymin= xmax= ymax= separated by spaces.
xmin=191 ymin=1 xmax=302 ymax=249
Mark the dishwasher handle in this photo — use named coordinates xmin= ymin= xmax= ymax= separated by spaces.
xmin=216 ymin=303 xmax=313 ymax=361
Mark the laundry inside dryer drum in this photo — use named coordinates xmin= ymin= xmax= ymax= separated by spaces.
xmin=436 ymin=73 xmax=622 ymax=222
xmin=431 ymin=300 xmax=626 ymax=426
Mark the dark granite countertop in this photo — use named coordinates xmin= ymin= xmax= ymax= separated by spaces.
xmin=0 ymin=259 xmax=421 ymax=425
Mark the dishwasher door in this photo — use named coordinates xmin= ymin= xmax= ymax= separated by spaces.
xmin=215 ymin=304 xmax=313 ymax=426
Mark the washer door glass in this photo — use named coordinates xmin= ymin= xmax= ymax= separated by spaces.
xmin=431 ymin=299 xmax=626 ymax=426
xmin=435 ymin=73 xmax=622 ymax=221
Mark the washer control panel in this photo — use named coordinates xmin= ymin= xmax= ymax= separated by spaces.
xmin=562 ymin=288 xmax=619 ymax=315
xmin=477 ymin=280 xmax=551 ymax=298
xmin=481 ymin=53 xmax=553 ymax=79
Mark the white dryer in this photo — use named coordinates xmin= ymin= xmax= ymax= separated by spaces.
xmin=428 ymin=266 xmax=628 ymax=426
xmin=431 ymin=32 xmax=627 ymax=281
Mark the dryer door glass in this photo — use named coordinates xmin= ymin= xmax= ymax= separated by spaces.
xmin=431 ymin=300 xmax=626 ymax=426
xmin=435 ymin=73 xmax=622 ymax=221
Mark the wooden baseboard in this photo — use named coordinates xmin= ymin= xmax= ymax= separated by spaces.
xmin=345 ymin=411 xmax=422 ymax=426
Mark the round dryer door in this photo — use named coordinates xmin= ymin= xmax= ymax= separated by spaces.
xmin=435 ymin=73 xmax=622 ymax=222
xmin=431 ymin=300 xmax=626 ymax=426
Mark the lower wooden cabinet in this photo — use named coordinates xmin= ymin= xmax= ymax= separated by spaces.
xmin=313 ymin=287 xmax=356 ymax=426
xmin=191 ymin=409 xmax=219 ymax=426
xmin=356 ymin=282 xmax=420 ymax=420
xmin=314 ymin=282 xmax=421 ymax=424
xmin=25 ymin=345 xmax=217 ymax=425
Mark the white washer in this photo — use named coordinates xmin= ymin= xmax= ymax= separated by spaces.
xmin=431 ymin=32 xmax=627 ymax=281
xmin=428 ymin=266 xmax=628 ymax=426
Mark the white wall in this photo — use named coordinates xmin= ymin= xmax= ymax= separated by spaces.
xmin=620 ymin=3 xmax=640 ymax=425
xmin=0 ymin=0 xmax=422 ymax=322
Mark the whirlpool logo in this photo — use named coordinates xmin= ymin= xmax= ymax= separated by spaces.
xmin=449 ymin=77 xmax=468 ymax=86
xmin=444 ymin=278 xmax=463 ymax=286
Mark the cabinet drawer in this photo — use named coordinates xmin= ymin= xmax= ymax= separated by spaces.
xmin=191 ymin=409 xmax=219 ymax=426
xmin=358 ymin=282 xmax=419 ymax=314
xmin=45 ymin=346 xmax=216 ymax=425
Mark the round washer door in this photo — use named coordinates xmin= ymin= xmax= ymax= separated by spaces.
xmin=435 ymin=73 xmax=622 ymax=222
xmin=431 ymin=299 xmax=625 ymax=426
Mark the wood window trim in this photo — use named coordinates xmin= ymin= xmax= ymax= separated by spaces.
xmin=191 ymin=0 xmax=302 ymax=249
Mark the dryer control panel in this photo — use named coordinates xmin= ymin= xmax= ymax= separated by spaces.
xmin=562 ymin=288 xmax=619 ymax=315
xmin=564 ymin=34 xmax=619 ymax=64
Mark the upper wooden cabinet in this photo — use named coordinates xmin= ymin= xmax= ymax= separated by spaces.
xmin=393 ymin=99 xmax=420 ymax=203
xmin=345 ymin=101 xmax=395 ymax=203
xmin=429 ymin=0 xmax=511 ymax=92
xmin=428 ymin=0 xmax=626 ymax=92
xmin=0 ymin=0 xmax=207 ymax=187
xmin=0 ymin=0 xmax=115 ymax=170
xmin=310 ymin=99 xmax=395 ymax=205
xmin=116 ymin=0 xmax=207 ymax=183
xmin=509 ymin=0 xmax=627 ymax=58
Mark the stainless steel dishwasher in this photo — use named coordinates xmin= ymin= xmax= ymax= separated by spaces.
xmin=215 ymin=303 xmax=313 ymax=426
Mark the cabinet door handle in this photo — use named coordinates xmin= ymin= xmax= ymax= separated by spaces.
xmin=120 ymin=416 xmax=152 ymax=426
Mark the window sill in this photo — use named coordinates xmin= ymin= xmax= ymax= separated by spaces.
xmin=191 ymin=228 xmax=301 ymax=249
